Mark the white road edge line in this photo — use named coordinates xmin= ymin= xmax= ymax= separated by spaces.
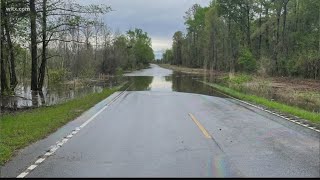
xmin=79 ymin=105 xmax=109 ymax=129
xmin=44 ymin=152 xmax=53 ymax=156
xmin=17 ymin=172 xmax=29 ymax=178
xmin=35 ymin=158 xmax=45 ymax=164
xmin=27 ymin=165 xmax=37 ymax=171
xmin=235 ymin=97 xmax=319 ymax=132
xmin=199 ymin=81 xmax=320 ymax=133
xmin=16 ymin=87 xmax=130 ymax=178
xmin=67 ymin=134 xmax=73 ymax=138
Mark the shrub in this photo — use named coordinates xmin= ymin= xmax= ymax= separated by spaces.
xmin=115 ymin=67 xmax=124 ymax=76
xmin=48 ymin=69 xmax=67 ymax=84
xmin=238 ymin=48 xmax=256 ymax=73
xmin=229 ymin=74 xmax=253 ymax=85
xmin=257 ymin=56 xmax=272 ymax=77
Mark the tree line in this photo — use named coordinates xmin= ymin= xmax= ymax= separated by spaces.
xmin=0 ymin=0 xmax=154 ymax=95
xmin=161 ymin=0 xmax=319 ymax=79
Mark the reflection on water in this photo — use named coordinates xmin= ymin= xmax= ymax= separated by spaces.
xmin=127 ymin=72 xmax=226 ymax=98
xmin=149 ymin=76 xmax=172 ymax=92
xmin=5 ymin=73 xmax=218 ymax=108
xmin=128 ymin=76 xmax=153 ymax=91
xmin=2 ymin=69 xmax=317 ymax=113
xmin=0 ymin=76 xmax=125 ymax=113
xmin=2 ymin=68 xmax=227 ymax=113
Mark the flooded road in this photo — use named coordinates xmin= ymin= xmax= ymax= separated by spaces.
xmin=125 ymin=64 xmax=226 ymax=97
xmin=1 ymin=63 xmax=318 ymax=113
xmin=2 ymin=64 xmax=319 ymax=178
xmin=0 ymin=64 xmax=225 ymax=113
xmin=125 ymin=64 xmax=319 ymax=113
xmin=127 ymin=75 xmax=225 ymax=98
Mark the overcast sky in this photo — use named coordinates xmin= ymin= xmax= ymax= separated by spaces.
xmin=79 ymin=0 xmax=210 ymax=59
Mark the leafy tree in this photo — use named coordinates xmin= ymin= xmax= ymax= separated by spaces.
xmin=162 ymin=0 xmax=319 ymax=79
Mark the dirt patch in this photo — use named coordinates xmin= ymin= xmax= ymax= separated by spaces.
xmin=271 ymin=77 xmax=320 ymax=92
xmin=159 ymin=64 xmax=226 ymax=77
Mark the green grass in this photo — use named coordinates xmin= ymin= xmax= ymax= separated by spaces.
xmin=0 ymin=83 xmax=126 ymax=165
xmin=224 ymin=73 xmax=253 ymax=85
xmin=202 ymin=81 xmax=320 ymax=123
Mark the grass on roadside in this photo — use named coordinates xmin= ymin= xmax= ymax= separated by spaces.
xmin=0 ymin=83 xmax=126 ymax=165
xmin=202 ymin=81 xmax=320 ymax=123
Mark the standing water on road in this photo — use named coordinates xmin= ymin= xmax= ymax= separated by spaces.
xmin=124 ymin=64 xmax=226 ymax=97
xmin=0 ymin=64 xmax=224 ymax=113
xmin=3 ymin=64 xmax=316 ymax=113
xmin=124 ymin=64 xmax=320 ymax=113
xmin=126 ymin=74 xmax=225 ymax=98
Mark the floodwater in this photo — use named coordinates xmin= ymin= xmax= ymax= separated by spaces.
xmin=1 ymin=64 xmax=318 ymax=113
xmin=127 ymin=74 xmax=225 ymax=98
xmin=0 ymin=75 xmax=222 ymax=114
xmin=0 ymin=77 xmax=125 ymax=113
xmin=124 ymin=64 xmax=226 ymax=97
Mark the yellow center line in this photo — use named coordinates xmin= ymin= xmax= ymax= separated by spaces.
xmin=188 ymin=113 xmax=212 ymax=139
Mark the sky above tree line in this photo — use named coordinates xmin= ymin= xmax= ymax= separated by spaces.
xmin=79 ymin=0 xmax=210 ymax=59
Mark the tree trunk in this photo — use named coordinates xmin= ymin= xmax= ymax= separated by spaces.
xmin=317 ymin=2 xmax=320 ymax=79
xmin=212 ymin=25 xmax=216 ymax=70
xmin=258 ymin=3 xmax=262 ymax=59
xmin=193 ymin=31 xmax=196 ymax=67
xmin=95 ymin=26 xmax=98 ymax=64
xmin=276 ymin=4 xmax=281 ymax=47
xmin=38 ymin=0 xmax=47 ymax=91
xmin=1 ymin=0 xmax=17 ymax=91
xmin=228 ymin=15 xmax=235 ymax=74
xmin=1 ymin=25 xmax=9 ymax=94
xmin=265 ymin=5 xmax=270 ymax=53
xmin=282 ymin=0 xmax=289 ymax=57
xmin=76 ymin=25 xmax=80 ymax=77
xmin=246 ymin=2 xmax=251 ymax=48
xmin=295 ymin=0 xmax=299 ymax=32
xmin=273 ymin=2 xmax=282 ymax=74
xmin=214 ymin=37 xmax=218 ymax=70
xmin=30 ymin=0 xmax=38 ymax=91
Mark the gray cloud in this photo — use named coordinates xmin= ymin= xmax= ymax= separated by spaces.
xmin=79 ymin=0 xmax=211 ymax=59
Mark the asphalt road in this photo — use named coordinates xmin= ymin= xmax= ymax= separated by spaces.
xmin=1 ymin=64 xmax=319 ymax=177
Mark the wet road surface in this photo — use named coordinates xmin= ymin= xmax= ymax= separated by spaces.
xmin=1 ymin=64 xmax=319 ymax=177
